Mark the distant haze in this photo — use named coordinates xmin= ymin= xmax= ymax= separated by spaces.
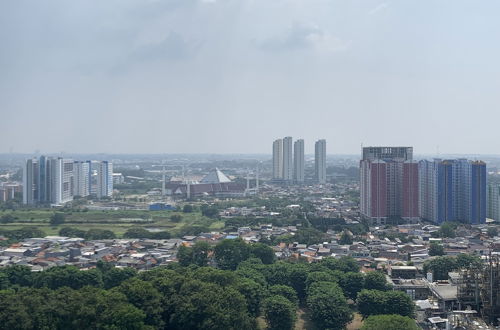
xmin=1 ymin=1 xmax=500 ymax=155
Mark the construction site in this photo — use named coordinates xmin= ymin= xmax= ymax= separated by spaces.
xmin=457 ymin=252 xmax=500 ymax=328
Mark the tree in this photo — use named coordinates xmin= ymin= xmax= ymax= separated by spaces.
xmin=167 ymin=280 xmax=254 ymax=329
xmin=250 ymin=243 xmax=275 ymax=264
xmin=114 ymin=278 xmax=164 ymax=328
xmin=193 ymin=267 xmax=237 ymax=287
xmin=339 ymin=230 xmax=353 ymax=245
xmin=268 ymin=285 xmax=298 ymax=306
xmin=152 ymin=231 xmax=171 ymax=239
xmin=488 ymin=227 xmax=498 ymax=237
xmin=100 ymin=267 xmax=137 ymax=289
xmin=178 ymin=224 xmax=209 ymax=237
xmin=307 ymin=281 xmax=353 ymax=329
xmin=429 ymin=242 xmax=445 ymax=256
xmin=33 ymin=266 xmax=103 ymax=290
xmin=361 ymin=314 xmax=419 ymax=330
xmin=4 ymin=227 xmax=45 ymax=240
xmin=201 ymin=204 xmax=219 ymax=218
xmin=182 ymin=204 xmax=194 ymax=213
xmin=170 ymin=214 xmax=183 ymax=223
xmin=438 ymin=222 xmax=456 ymax=238
xmin=311 ymin=256 xmax=359 ymax=273
xmin=0 ymin=214 xmax=15 ymax=224
xmin=81 ymin=287 xmax=147 ymax=329
xmin=357 ymin=290 xmax=386 ymax=317
xmin=293 ymin=227 xmax=326 ymax=245
xmin=123 ymin=227 xmax=152 ymax=239
xmin=264 ymin=262 xmax=310 ymax=300
xmin=84 ymin=229 xmax=115 ymax=240
xmin=233 ymin=278 xmax=266 ymax=317
xmin=0 ymin=290 xmax=34 ymax=329
xmin=192 ymin=241 xmax=212 ymax=267
xmin=0 ymin=272 xmax=9 ymax=290
xmin=50 ymin=212 xmax=65 ymax=226
xmin=263 ymin=295 xmax=296 ymax=330
xmin=364 ymin=271 xmax=389 ymax=291
xmin=59 ymin=227 xmax=86 ymax=238
xmin=336 ymin=256 xmax=360 ymax=273
xmin=340 ymin=272 xmax=365 ymax=299
xmin=214 ymin=238 xmax=251 ymax=270
xmin=423 ymin=256 xmax=457 ymax=281
xmin=235 ymin=261 xmax=268 ymax=287
xmin=384 ymin=291 xmax=415 ymax=318
xmin=305 ymin=271 xmax=339 ymax=291
xmin=456 ymin=253 xmax=482 ymax=270
xmin=357 ymin=290 xmax=415 ymax=319
xmin=0 ymin=265 xmax=33 ymax=287
xmin=177 ymin=245 xmax=194 ymax=266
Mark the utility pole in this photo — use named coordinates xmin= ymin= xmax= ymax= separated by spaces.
xmin=256 ymin=162 xmax=260 ymax=192
xmin=152 ymin=163 xmax=187 ymax=198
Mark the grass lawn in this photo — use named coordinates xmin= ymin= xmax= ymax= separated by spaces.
xmin=0 ymin=209 xmax=223 ymax=238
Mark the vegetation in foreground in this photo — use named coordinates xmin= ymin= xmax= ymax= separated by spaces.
xmin=0 ymin=238 xmax=417 ymax=330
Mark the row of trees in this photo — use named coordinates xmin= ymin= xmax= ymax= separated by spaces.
xmin=59 ymin=227 xmax=116 ymax=240
xmin=0 ymin=262 xmax=136 ymax=291
xmin=178 ymin=239 xmax=276 ymax=269
xmin=123 ymin=227 xmax=171 ymax=240
xmin=0 ymin=238 xmax=416 ymax=330
xmin=181 ymin=204 xmax=219 ymax=218
xmin=0 ymin=227 xmax=45 ymax=245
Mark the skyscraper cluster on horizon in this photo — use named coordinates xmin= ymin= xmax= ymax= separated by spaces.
xmin=272 ymin=137 xmax=326 ymax=184
xmin=360 ymin=146 xmax=487 ymax=225
xmin=23 ymin=156 xmax=113 ymax=205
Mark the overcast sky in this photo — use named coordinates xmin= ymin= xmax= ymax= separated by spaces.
xmin=1 ymin=0 xmax=500 ymax=155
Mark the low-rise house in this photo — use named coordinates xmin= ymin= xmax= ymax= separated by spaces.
xmin=3 ymin=248 xmax=31 ymax=257
xmin=389 ymin=265 xmax=418 ymax=279
xmin=390 ymin=278 xmax=430 ymax=300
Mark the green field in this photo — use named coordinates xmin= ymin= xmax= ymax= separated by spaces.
xmin=0 ymin=209 xmax=224 ymax=237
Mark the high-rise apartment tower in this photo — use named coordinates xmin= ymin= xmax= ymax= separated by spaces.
xmin=315 ymin=139 xmax=326 ymax=184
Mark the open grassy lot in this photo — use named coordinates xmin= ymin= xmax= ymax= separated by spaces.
xmin=1 ymin=209 xmax=184 ymax=222
xmin=0 ymin=209 xmax=224 ymax=238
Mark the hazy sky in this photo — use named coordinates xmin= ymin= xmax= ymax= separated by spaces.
xmin=2 ymin=0 xmax=500 ymax=155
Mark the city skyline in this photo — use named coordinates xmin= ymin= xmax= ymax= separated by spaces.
xmin=3 ymin=1 xmax=500 ymax=328
xmin=23 ymin=156 xmax=113 ymax=205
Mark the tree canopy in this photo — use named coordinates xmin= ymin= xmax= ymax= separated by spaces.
xmin=357 ymin=290 xmax=414 ymax=319
xmin=263 ymin=295 xmax=297 ymax=330
xmin=429 ymin=242 xmax=445 ymax=256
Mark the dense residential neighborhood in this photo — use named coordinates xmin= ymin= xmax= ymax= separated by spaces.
xmin=2 ymin=151 xmax=500 ymax=329
xmin=1 ymin=217 xmax=499 ymax=328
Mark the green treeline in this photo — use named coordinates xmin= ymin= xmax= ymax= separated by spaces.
xmin=0 ymin=239 xmax=415 ymax=330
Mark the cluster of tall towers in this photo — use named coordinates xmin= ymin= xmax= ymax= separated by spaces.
xmin=419 ymin=159 xmax=487 ymax=224
xmin=272 ymin=137 xmax=326 ymax=184
xmin=360 ymin=146 xmax=487 ymax=225
xmin=23 ymin=156 xmax=113 ymax=205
